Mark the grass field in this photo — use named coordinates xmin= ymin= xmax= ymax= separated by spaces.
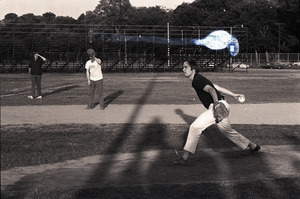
xmin=2 ymin=124 xmax=299 ymax=170
xmin=1 ymin=69 xmax=300 ymax=106
xmin=1 ymin=68 xmax=300 ymax=198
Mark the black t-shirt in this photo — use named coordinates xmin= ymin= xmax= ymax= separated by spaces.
xmin=192 ymin=73 xmax=224 ymax=109
xmin=29 ymin=58 xmax=44 ymax=75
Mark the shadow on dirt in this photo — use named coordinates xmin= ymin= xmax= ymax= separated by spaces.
xmin=43 ymin=85 xmax=80 ymax=97
xmin=73 ymin=81 xmax=299 ymax=198
xmin=2 ymin=81 xmax=300 ymax=198
xmin=89 ymin=90 xmax=124 ymax=109
xmin=104 ymin=90 xmax=124 ymax=107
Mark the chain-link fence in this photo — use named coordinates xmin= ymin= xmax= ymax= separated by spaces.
xmin=5 ymin=23 xmax=291 ymax=73
xmin=229 ymin=52 xmax=300 ymax=70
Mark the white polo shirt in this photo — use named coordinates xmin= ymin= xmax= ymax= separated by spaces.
xmin=85 ymin=59 xmax=103 ymax=81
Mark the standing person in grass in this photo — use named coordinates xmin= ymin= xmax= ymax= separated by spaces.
xmin=172 ymin=60 xmax=260 ymax=166
xmin=28 ymin=53 xmax=47 ymax=99
xmin=85 ymin=49 xmax=104 ymax=110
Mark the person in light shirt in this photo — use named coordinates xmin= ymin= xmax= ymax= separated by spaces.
xmin=85 ymin=49 xmax=104 ymax=110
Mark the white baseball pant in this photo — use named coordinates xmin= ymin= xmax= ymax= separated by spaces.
xmin=183 ymin=100 xmax=250 ymax=153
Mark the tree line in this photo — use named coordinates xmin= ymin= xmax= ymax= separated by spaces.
xmin=2 ymin=0 xmax=300 ymax=53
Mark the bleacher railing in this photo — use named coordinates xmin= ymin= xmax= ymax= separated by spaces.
xmin=0 ymin=23 xmax=257 ymax=73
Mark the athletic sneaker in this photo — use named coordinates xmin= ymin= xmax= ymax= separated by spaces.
xmin=37 ymin=96 xmax=42 ymax=99
xmin=248 ymin=145 xmax=261 ymax=155
xmin=171 ymin=157 xmax=191 ymax=166
xmin=28 ymin=96 xmax=34 ymax=99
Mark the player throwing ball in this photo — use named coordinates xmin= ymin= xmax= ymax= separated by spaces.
xmin=173 ymin=60 xmax=260 ymax=166
xmin=85 ymin=49 xmax=104 ymax=110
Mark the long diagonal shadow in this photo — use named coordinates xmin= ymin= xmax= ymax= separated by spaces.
xmin=75 ymin=76 xmax=158 ymax=197
xmin=104 ymin=90 xmax=124 ymax=107
xmin=114 ymin=117 xmax=171 ymax=191
xmin=42 ymin=85 xmax=80 ymax=97
xmin=92 ymin=90 xmax=124 ymax=109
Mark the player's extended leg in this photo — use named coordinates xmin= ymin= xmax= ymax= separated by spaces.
xmin=87 ymin=80 xmax=96 ymax=108
xmin=217 ymin=117 xmax=251 ymax=150
xmin=183 ymin=108 xmax=215 ymax=154
xmin=173 ymin=108 xmax=215 ymax=165
xmin=36 ymin=75 xmax=42 ymax=97
xmin=96 ymin=79 xmax=104 ymax=109
xmin=30 ymin=75 xmax=36 ymax=97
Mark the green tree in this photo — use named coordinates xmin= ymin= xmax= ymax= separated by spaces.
xmin=172 ymin=0 xmax=237 ymax=26
xmin=170 ymin=0 xmax=299 ymax=53
xmin=77 ymin=11 xmax=98 ymax=24
xmin=276 ymin=0 xmax=300 ymax=52
xmin=237 ymin=1 xmax=277 ymax=52
xmin=93 ymin=0 xmax=132 ymax=25
xmin=4 ymin=13 xmax=18 ymax=23
xmin=53 ymin=16 xmax=77 ymax=24
xmin=77 ymin=13 xmax=86 ymax=23
xmin=128 ymin=6 xmax=170 ymax=26
xmin=17 ymin=13 xmax=41 ymax=23
xmin=42 ymin=12 xmax=56 ymax=23
xmin=171 ymin=3 xmax=201 ymax=26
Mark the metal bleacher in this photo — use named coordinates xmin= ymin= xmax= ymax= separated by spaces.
xmin=0 ymin=23 xmax=248 ymax=73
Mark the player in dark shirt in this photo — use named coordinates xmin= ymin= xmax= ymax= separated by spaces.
xmin=173 ymin=60 xmax=260 ymax=165
xmin=28 ymin=53 xmax=46 ymax=99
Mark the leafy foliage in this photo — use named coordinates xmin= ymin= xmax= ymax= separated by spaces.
xmin=2 ymin=0 xmax=300 ymax=52
xmin=93 ymin=0 xmax=132 ymax=25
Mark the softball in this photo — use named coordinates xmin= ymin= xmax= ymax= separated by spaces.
xmin=238 ymin=94 xmax=245 ymax=103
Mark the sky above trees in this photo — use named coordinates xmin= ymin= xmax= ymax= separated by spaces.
xmin=0 ymin=0 xmax=194 ymax=19
xmin=1 ymin=0 xmax=299 ymax=52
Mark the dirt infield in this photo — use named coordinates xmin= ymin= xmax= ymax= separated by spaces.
xmin=1 ymin=103 xmax=300 ymax=198
xmin=1 ymin=103 xmax=300 ymax=125
xmin=1 ymin=70 xmax=300 ymax=198
xmin=2 ymin=146 xmax=300 ymax=195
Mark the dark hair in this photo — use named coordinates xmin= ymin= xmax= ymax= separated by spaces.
xmin=186 ymin=59 xmax=199 ymax=72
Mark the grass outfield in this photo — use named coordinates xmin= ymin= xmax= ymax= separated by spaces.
xmin=1 ymin=124 xmax=300 ymax=170
xmin=1 ymin=69 xmax=300 ymax=198
xmin=1 ymin=68 xmax=300 ymax=106
xmin=3 ymin=178 xmax=300 ymax=199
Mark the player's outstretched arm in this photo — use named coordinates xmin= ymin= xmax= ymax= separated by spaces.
xmin=214 ymin=84 xmax=243 ymax=100
xmin=36 ymin=54 xmax=46 ymax=61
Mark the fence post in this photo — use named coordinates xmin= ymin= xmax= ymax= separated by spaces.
xmin=12 ymin=23 xmax=15 ymax=69
xmin=167 ymin=23 xmax=170 ymax=69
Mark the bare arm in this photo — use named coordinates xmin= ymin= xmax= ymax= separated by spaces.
xmin=203 ymin=85 xmax=219 ymax=104
xmin=86 ymin=69 xmax=91 ymax=85
xmin=214 ymin=84 xmax=243 ymax=100
xmin=36 ymin=54 xmax=46 ymax=61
